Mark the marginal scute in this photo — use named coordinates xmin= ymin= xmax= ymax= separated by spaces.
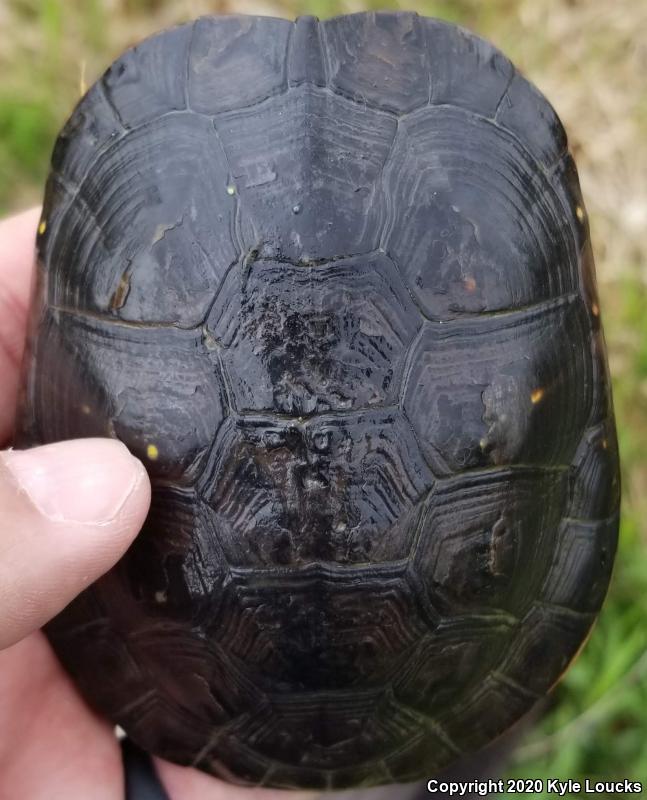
xmin=551 ymin=153 xmax=589 ymax=254
xmin=496 ymin=603 xmax=594 ymax=696
xmin=381 ymin=731 xmax=459 ymax=784
xmin=195 ymin=734 xmax=279 ymax=789
xmin=187 ymin=15 xmax=291 ymax=114
xmin=424 ymin=18 xmax=513 ymax=116
xmin=237 ymin=690 xmax=427 ymax=770
xmin=496 ymin=71 xmax=568 ymax=168
xmin=207 ymin=253 xmax=420 ymax=414
xmin=580 ymin=238 xmax=602 ymax=327
xmin=50 ymin=81 xmax=124 ymax=188
xmin=215 ymin=84 xmax=396 ymax=261
xmin=323 ymin=11 xmax=430 ymax=113
xmin=36 ymin=175 xmax=70 ymax=265
xmin=103 ymin=24 xmax=193 ymax=126
xmin=541 ymin=515 xmax=619 ymax=614
xmin=569 ymin=422 xmax=621 ymax=519
xmin=440 ymin=671 xmax=537 ymax=752
xmin=589 ymin=327 xmax=615 ymax=425
xmin=288 ymin=16 xmax=326 ymax=86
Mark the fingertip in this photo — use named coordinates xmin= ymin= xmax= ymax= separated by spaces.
xmin=0 ymin=438 xmax=151 ymax=648
xmin=3 ymin=437 xmax=151 ymax=529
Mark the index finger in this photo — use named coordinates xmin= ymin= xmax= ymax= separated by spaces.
xmin=0 ymin=207 xmax=42 ymax=444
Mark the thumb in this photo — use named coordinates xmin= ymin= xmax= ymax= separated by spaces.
xmin=0 ymin=438 xmax=150 ymax=650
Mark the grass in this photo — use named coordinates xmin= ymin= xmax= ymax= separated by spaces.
xmin=1 ymin=0 xmax=646 ymax=792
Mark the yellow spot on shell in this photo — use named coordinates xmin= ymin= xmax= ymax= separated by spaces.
xmin=38 ymin=220 xmax=47 ymax=235
xmin=81 ymin=403 xmax=91 ymax=415
xmin=226 ymin=184 xmax=236 ymax=196
xmin=530 ymin=388 xmax=545 ymax=404
xmin=602 ymin=438 xmax=608 ymax=450
xmin=146 ymin=444 xmax=159 ymax=460
xmin=576 ymin=206 xmax=585 ymax=222
xmin=463 ymin=276 xmax=477 ymax=292
xmin=592 ymin=302 xmax=600 ymax=317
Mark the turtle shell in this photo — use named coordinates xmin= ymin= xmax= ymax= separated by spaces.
xmin=16 ymin=11 xmax=620 ymax=790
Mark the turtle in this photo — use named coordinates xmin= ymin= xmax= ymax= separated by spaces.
xmin=15 ymin=10 xmax=620 ymax=790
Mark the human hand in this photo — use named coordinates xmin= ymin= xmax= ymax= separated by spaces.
xmin=0 ymin=210 xmax=315 ymax=800
xmin=0 ymin=207 xmax=151 ymax=799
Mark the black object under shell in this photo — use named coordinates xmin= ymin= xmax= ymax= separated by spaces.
xmin=16 ymin=11 xmax=620 ymax=790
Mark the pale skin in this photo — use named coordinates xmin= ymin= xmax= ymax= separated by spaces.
xmin=0 ymin=209 xmax=316 ymax=800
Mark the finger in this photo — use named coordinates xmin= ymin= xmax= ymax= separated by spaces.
xmin=0 ymin=437 xmax=150 ymax=650
xmin=0 ymin=207 xmax=41 ymax=443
